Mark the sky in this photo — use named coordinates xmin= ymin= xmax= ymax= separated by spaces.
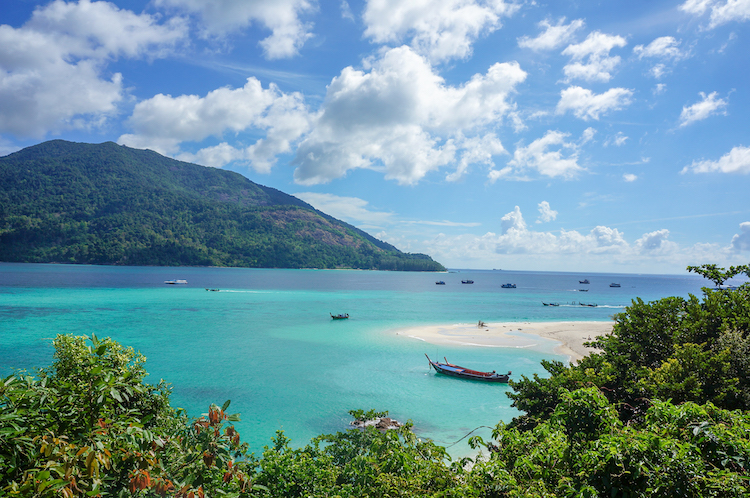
xmin=1 ymin=0 xmax=750 ymax=274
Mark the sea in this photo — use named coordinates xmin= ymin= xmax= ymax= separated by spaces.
xmin=0 ymin=263 xmax=720 ymax=458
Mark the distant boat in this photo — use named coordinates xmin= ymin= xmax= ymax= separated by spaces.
xmin=436 ymin=281 xmax=446 ymax=285
xmin=542 ymin=302 xmax=560 ymax=306
xmin=610 ymin=283 xmax=621 ymax=288
xmin=501 ymin=283 xmax=516 ymax=288
xmin=579 ymin=289 xmax=589 ymax=292
xmin=579 ymin=279 xmax=590 ymax=284
xmin=165 ymin=279 xmax=187 ymax=284
xmin=461 ymin=280 xmax=474 ymax=284
xmin=330 ymin=313 xmax=349 ymax=320
xmin=580 ymin=302 xmax=598 ymax=307
xmin=425 ymin=355 xmax=510 ymax=383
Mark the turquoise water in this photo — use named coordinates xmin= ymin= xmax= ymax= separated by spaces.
xmin=0 ymin=263 xmax=712 ymax=457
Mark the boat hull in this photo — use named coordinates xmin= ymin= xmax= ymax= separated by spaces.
xmin=426 ymin=355 xmax=510 ymax=383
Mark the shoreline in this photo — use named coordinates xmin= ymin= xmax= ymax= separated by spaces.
xmin=393 ymin=320 xmax=614 ymax=362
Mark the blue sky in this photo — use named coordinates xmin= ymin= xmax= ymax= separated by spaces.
xmin=2 ymin=0 xmax=750 ymax=273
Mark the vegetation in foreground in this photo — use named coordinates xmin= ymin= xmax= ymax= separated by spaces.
xmin=2 ymin=264 xmax=750 ymax=497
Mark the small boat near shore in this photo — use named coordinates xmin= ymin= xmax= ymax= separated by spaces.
xmin=542 ymin=302 xmax=560 ymax=306
xmin=425 ymin=355 xmax=510 ymax=382
xmin=580 ymin=302 xmax=598 ymax=307
xmin=461 ymin=280 xmax=474 ymax=284
xmin=501 ymin=283 xmax=516 ymax=288
xmin=330 ymin=313 xmax=349 ymax=320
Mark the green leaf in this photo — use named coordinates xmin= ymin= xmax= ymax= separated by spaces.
xmin=110 ymin=387 xmax=122 ymax=403
xmin=221 ymin=399 xmax=231 ymax=411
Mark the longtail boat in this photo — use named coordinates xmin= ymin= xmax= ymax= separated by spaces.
xmin=330 ymin=313 xmax=349 ymax=320
xmin=425 ymin=354 xmax=510 ymax=383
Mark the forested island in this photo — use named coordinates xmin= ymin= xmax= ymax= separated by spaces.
xmin=0 ymin=140 xmax=444 ymax=271
xmin=2 ymin=264 xmax=750 ymax=497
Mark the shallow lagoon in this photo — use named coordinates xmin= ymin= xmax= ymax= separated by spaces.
xmin=0 ymin=263 xmax=709 ymax=457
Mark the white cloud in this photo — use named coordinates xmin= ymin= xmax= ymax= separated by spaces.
xmin=155 ymin=0 xmax=315 ymax=58
xmin=517 ymin=17 xmax=584 ymax=51
xmin=362 ymin=0 xmax=519 ymax=62
xmin=561 ymin=31 xmax=627 ymax=82
xmin=654 ymin=83 xmax=667 ymax=95
xmin=730 ymin=222 xmax=750 ymax=252
xmin=536 ymin=201 xmax=558 ymax=223
xmin=679 ymin=91 xmax=728 ymax=127
xmin=446 ymin=133 xmax=506 ymax=182
xmin=119 ymin=77 xmax=311 ymax=173
xmin=581 ymin=127 xmax=597 ymax=144
xmin=680 ymin=0 xmax=750 ymax=29
xmin=341 ymin=0 xmax=355 ymax=21
xmin=682 ymin=145 xmax=750 ymax=174
xmin=623 ymin=173 xmax=638 ymax=182
xmin=508 ymin=130 xmax=581 ymax=178
xmin=0 ymin=0 xmax=186 ymax=138
xmin=294 ymin=192 xmax=395 ymax=227
xmin=633 ymin=36 xmax=688 ymax=79
xmin=556 ymin=86 xmax=633 ymax=121
xmin=635 ymin=229 xmax=678 ymax=254
xmin=292 ymin=46 xmax=526 ymax=185
xmin=634 ymin=36 xmax=686 ymax=59
xmin=605 ymin=132 xmax=628 ymax=147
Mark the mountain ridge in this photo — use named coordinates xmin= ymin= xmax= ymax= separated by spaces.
xmin=0 ymin=140 xmax=445 ymax=271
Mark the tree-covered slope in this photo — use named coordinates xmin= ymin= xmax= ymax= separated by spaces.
xmin=0 ymin=140 xmax=444 ymax=270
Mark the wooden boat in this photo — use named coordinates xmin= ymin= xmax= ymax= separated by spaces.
xmin=542 ymin=302 xmax=560 ymax=306
xmin=461 ymin=280 xmax=474 ymax=284
xmin=435 ymin=281 xmax=446 ymax=285
xmin=579 ymin=279 xmax=590 ymax=284
xmin=330 ymin=313 xmax=349 ymax=320
xmin=501 ymin=283 xmax=516 ymax=288
xmin=579 ymin=302 xmax=598 ymax=307
xmin=425 ymin=355 xmax=510 ymax=382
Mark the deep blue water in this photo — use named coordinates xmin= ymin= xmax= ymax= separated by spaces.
xmin=0 ymin=263 xmax=716 ymax=457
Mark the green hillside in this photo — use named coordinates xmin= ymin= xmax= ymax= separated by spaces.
xmin=0 ymin=140 xmax=445 ymax=271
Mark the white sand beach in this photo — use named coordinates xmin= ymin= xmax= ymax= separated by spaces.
xmin=393 ymin=320 xmax=614 ymax=362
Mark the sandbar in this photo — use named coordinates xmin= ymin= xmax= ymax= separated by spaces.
xmin=393 ymin=321 xmax=613 ymax=362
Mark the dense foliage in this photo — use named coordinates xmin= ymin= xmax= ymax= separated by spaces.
xmin=3 ymin=264 xmax=750 ymax=497
xmin=0 ymin=140 xmax=445 ymax=271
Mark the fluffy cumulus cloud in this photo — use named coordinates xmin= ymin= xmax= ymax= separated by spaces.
xmin=731 ymin=222 xmax=750 ymax=252
xmin=0 ymin=0 xmax=186 ymax=137
xmin=119 ymin=77 xmax=311 ymax=173
xmin=536 ymin=201 xmax=558 ymax=223
xmin=623 ymin=173 xmax=638 ymax=182
xmin=680 ymin=0 xmax=750 ymax=29
xmin=561 ymin=31 xmax=627 ymax=82
xmin=556 ymin=86 xmax=633 ymax=121
xmin=517 ymin=17 xmax=584 ymax=51
xmin=154 ymin=0 xmax=315 ymax=58
xmin=679 ymin=91 xmax=729 ymax=127
xmin=362 ymin=0 xmax=519 ymax=62
xmin=635 ymin=229 xmax=678 ymax=254
xmin=682 ymin=145 xmax=750 ymax=174
xmin=292 ymin=46 xmax=526 ymax=185
xmin=507 ymin=130 xmax=582 ymax=178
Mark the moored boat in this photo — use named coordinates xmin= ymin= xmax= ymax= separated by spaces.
xmin=435 ymin=280 xmax=446 ymax=285
xmin=461 ymin=279 xmax=474 ymax=284
xmin=610 ymin=283 xmax=621 ymax=287
xmin=501 ymin=283 xmax=516 ymax=288
xmin=330 ymin=313 xmax=349 ymax=320
xmin=425 ymin=355 xmax=510 ymax=382
xmin=579 ymin=279 xmax=590 ymax=284
xmin=165 ymin=279 xmax=187 ymax=284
